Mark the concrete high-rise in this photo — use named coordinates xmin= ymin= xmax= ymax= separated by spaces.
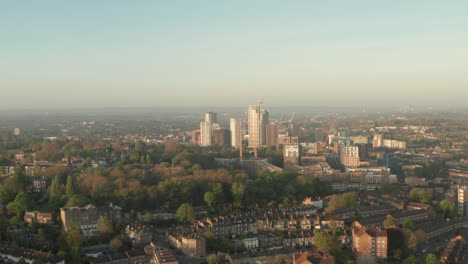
xmin=340 ymin=146 xmax=360 ymax=168
xmin=200 ymin=121 xmax=212 ymax=146
xmin=458 ymin=185 xmax=468 ymax=217
xmin=265 ymin=124 xmax=279 ymax=146
xmin=200 ymin=112 xmax=217 ymax=146
xmin=205 ymin=112 xmax=217 ymax=124
xmin=260 ymin=109 xmax=269 ymax=145
xmin=230 ymin=118 xmax=242 ymax=148
xmin=212 ymin=128 xmax=231 ymax=146
xmin=373 ymin=134 xmax=383 ymax=148
xmin=248 ymin=105 xmax=262 ymax=148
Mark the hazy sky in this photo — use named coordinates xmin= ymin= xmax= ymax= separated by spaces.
xmin=1 ymin=1 xmax=467 ymax=109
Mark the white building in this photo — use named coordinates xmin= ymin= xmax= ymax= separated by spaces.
xmin=458 ymin=185 xmax=468 ymax=216
xmin=382 ymin=139 xmax=406 ymax=149
xmin=242 ymin=237 xmax=259 ymax=250
xmin=200 ymin=112 xmax=217 ymax=146
xmin=230 ymin=118 xmax=242 ymax=148
xmin=248 ymin=105 xmax=262 ymax=148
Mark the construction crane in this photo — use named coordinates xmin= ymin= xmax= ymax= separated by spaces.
xmin=257 ymin=96 xmax=264 ymax=106
xmin=287 ymin=112 xmax=296 ymax=131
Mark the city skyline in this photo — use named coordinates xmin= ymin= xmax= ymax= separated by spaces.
xmin=1 ymin=1 xmax=468 ymax=110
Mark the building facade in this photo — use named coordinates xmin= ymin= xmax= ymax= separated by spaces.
xmin=248 ymin=105 xmax=263 ymax=148
xmin=340 ymin=146 xmax=360 ymax=168
xmin=60 ymin=204 xmax=121 ymax=236
xmin=230 ymin=118 xmax=242 ymax=148
xmin=458 ymin=185 xmax=468 ymax=216
xmin=265 ymin=124 xmax=279 ymax=146
xmin=352 ymin=224 xmax=388 ymax=259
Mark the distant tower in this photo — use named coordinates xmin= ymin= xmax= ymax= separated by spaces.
xmin=373 ymin=134 xmax=383 ymax=148
xmin=200 ymin=112 xmax=217 ymax=146
xmin=205 ymin=112 xmax=217 ymax=124
xmin=458 ymin=185 xmax=468 ymax=217
xmin=230 ymin=118 xmax=242 ymax=148
xmin=248 ymin=105 xmax=262 ymax=148
xmin=13 ymin=128 xmax=21 ymax=136
xmin=265 ymin=124 xmax=279 ymax=146
xmin=247 ymin=103 xmax=270 ymax=149
xmin=260 ymin=109 xmax=269 ymax=145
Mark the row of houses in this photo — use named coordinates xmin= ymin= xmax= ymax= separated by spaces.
xmin=0 ymin=244 xmax=64 ymax=264
xmin=194 ymin=205 xmax=318 ymax=237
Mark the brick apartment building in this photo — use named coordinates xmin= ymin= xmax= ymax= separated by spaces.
xmin=352 ymin=223 xmax=388 ymax=259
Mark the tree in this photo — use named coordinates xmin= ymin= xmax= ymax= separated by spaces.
xmin=65 ymin=175 xmax=75 ymax=197
xmin=143 ymin=212 xmax=153 ymax=223
xmin=207 ymin=254 xmax=220 ymax=264
xmin=402 ymin=255 xmax=418 ymax=264
xmin=425 ymin=254 xmax=437 ymax=264
xmin=110 ymin=237 xmax=123 ymax=251
xmin=324 ymin=192 xmax=357 ymax=214
xmin=49 ymin=175 xmax=62 ymax=200
xmin=392 ymin=248 xmax=403 ymax=261
xmin=312 ymin=230 xmax=341 ymax=253
xmin=383 ymin=217 xmax=399 ymax=229
xmin=97 ymin=216 xmax=113 ymax=233
xmin=403 ymin=229 xmax=418 ymax=253
xmin=204 ymin=192 xmax=216 ymax=207
xmin=403 ymin=219 xmax=415 ymax=231
xmin=7 ymin=192 xmax=32 ymax=216
xmin=232 ymin=182 xmax=245 ymax=206
xmin=66 ymin=228 xmax=86 ymax=247
xmin=439 ymin=200 xmax=456 ymax=218
xmin=409 ymin=189 xmax=432 ymax=205
xmin=176 ymin=203 xmax=195 ymax=224
xmin=65 ymin=195 xmax=91 ymax=207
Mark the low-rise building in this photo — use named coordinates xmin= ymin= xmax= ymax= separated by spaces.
xmin=0 ymin=244 xmax=64 ymax=263
xmin=242 ymin=237 xmax=259 ymax=250
xmin=356 ymin=205 xmax=394 ymax=218
xmin=292 ymin=249 xmax=335 ymax=264
xmin=125 ymin=224 xmax=153 ymax=246
xmin=24 ymin=211 xmax=53 ymax=224
xmin=88 ymin=250 xmax=147 ymax=264
xmin=167 ymin=234 xmax=206 ymax=257
xmin=32 ymin=177 xmax=50 ymax=193
xmin=60 ymin=204 xmax=121 ymax=236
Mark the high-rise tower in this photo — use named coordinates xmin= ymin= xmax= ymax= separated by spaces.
xmin=248 ymin=105 xmax=262 ymax=148
xmin=230 ymin=118 xmax=242 ymax=148
xmin=200 ymin=112 xmax=217 ymax=146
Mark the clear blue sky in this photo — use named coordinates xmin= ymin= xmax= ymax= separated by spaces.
xmin=1 ymin=1 xmax=467 ymax=109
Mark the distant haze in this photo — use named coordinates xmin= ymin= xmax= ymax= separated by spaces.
xmin=1 ymin=1 xmax=468 ymax=110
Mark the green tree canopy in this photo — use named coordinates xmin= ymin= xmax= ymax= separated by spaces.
xmin=204 ymin=192 xmax=216 ymax=207
xmin=439 ymin=200 xmax=456 ymax=218
xmin=65 ymin=175 xmax=75 ymax=197
xmin=97 ymin=216 xmax=113 ymax=233
xmin=403 ymin=219 xmax=415 ymax=231
xmin=176 ymin=203 xmax=195 ymax=224
xmin=402 ymin=255 xmax=418 ymax=264
xmin=312 ymin=230 xmax=341 ymax=253
xmin=7 ymin=192 xmax=32 ymax=216
xmin=207 ymin=254 xmax=220 ymax=264
xmin=383 ymin=217 xmax=399 ymax=229
xmin=232 ymin=182 xmax=245 ymax=206
xmin=425 ymin=253 xmax=437 ymax=264
xmin=409 ymin=189 xmax=432 ymax=204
